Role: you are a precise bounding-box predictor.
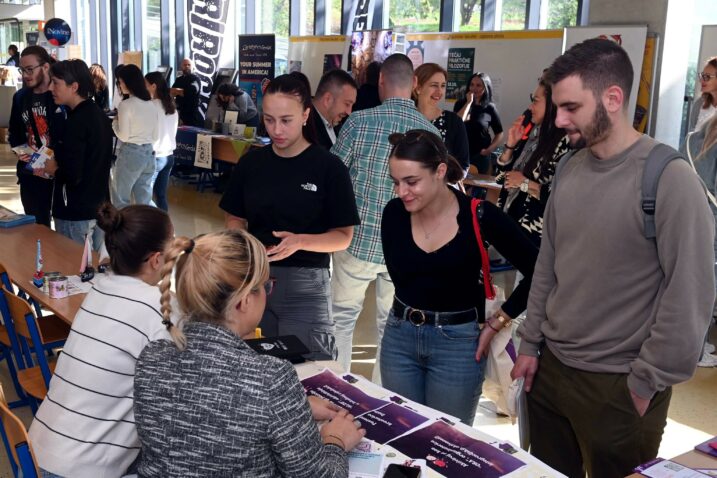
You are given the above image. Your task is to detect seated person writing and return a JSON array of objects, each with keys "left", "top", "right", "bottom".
[{"left": 205, "top": 83, "right": 259, "bottom": 128}]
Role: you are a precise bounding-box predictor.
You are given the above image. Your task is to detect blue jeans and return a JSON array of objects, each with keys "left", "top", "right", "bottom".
[
  {"left": 331, "top": 250, "right": 394, "bottom": 383},
  {"left": 110, "top": 142, "right": 155, "bottom": 208},
  {"left": 151, "top": 155, "right": 174, "bottom": 212},
  {"left": 380, "top": 309, "right": 486, "bottom": 425},
  {"left": 54, "top": 218, "right": 97, "bottom": 247}
]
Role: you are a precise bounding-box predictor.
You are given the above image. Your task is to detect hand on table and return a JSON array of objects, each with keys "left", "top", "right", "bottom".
[
  {"left": 308, "top": 395, "right": 341, "bottom": 421},
  {"left": 321, "top": 408, "right": 366, "bottom": 451},
  {"left": 267, "top": 231, "right": 303, "bottom": 262},
  {"left": 510, "top": 354, "right": 539, "bottom": 392},
  {"left": 504, "top": 171, "right": 528, "bottom": 189}
]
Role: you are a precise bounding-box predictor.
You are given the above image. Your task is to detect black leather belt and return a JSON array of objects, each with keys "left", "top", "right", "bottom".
[{"left": 392, "top": 298, "right": 479, "bottom": 327}]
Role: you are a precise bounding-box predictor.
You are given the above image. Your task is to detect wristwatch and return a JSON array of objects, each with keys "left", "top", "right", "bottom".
[{"left": 520, "top": 178, "right": 530, "bottom": 193}]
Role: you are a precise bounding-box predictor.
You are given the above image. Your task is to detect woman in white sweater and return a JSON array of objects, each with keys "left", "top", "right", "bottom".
[
  {"left": 145, "top": 72, "right": 179, "bottom": 212},
  {"left": 28, "top": 203, "right": 174, "bottom": 478},
  {"left": 111, "top": 64, "right": 159, "bottom": 209}
]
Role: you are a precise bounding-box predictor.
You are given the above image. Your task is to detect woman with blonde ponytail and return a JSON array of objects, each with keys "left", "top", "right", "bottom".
[
  {"left": 28, "top": 203, "right": 174, "bottom": 478},
  {"left": 133, "top": 229, "right": 365, "bottom": 477}
]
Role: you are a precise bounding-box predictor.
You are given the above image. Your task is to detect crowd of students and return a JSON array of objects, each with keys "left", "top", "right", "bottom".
[{"left": 4, "top": 39, "right": 717, "bottom": 478}]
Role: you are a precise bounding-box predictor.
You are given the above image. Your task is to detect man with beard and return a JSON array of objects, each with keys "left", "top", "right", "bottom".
[
  {"left": 511, "top": 38, "right": 715, "bottom": 478},
  {"left": 171, "top": 58, "right": 203, "bottom": 126},
  {"left": 205, "top": 83, "right": 258, "bottom": 127},
  {"left": 309, "top": 69, "right": 357, "bottom": 150},
  {"left": 8, "top": 45, "right": 66, "bottom": 227}
]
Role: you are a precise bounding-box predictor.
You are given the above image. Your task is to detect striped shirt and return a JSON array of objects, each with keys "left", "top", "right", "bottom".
[
  {"left": 134, "top": 321, "right": 347, "bottom": 477},
  {"left": 28, "top": 274, "right": 171, "bottom": 478},
  {"left": 331, "top": 98, "right": 439, "bottom": 264}
]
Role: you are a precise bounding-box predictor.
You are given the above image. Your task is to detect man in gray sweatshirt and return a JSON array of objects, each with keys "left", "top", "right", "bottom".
[{"left": 512, "top": 39, "right": 715, "bottom": 478}]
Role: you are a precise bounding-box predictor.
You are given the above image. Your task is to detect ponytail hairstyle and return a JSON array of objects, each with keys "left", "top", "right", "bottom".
[
  {"left": 389, "top": 129, "right": 464, "bottom": 184},
  {"left": 96, "top": 203, "right": 172, "bottom": 277},
  {"left": 263, "top": 74, "right": 317, "bottom": 144},
  {"left": 159, "top": 229, "right": 270, "bottom": 350},
  {"left": 145, "top": 71, "right": 176, "bottom": 115}
]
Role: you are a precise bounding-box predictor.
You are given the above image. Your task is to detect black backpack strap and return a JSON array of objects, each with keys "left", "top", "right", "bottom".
[{"left": 641, "top": 143, "right": 684, "bottom": 239}]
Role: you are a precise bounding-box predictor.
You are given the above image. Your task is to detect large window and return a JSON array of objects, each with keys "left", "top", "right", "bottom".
[
  {"left": 457, "top": 0, "right": 482, "bottom": 32},
  {"left": 501, "top": 0, "right": 526, "bottom": 30},
  {"left": 257, "top": 0, "right": 290, "bottom": 36},
  {"left": 545, "top": 0, "right": 578, "bottom": 28},
  {"left": 327, "top": 0, "right": 342, "bottom": 34},
  {"left": 143, "top": 0, "right": 161, "bottom": 72},
  {"left": 389, "top": 0, "right": 440, "bottom": 32},
  {"left": 301, "top": 0, "right": 315, "bottom": 34}
]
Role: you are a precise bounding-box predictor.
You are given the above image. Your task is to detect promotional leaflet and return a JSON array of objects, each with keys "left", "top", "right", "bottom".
[{"left": 301, "top": 369, "right": 389, "bottom": 416}]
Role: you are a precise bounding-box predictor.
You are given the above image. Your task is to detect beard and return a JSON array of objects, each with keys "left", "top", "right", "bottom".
[
  {"left": 25, "top": 69, "right": 47, "bottom": 89},
  {"left": 569, "top": 101, "right": 612, "bottom": 149}
]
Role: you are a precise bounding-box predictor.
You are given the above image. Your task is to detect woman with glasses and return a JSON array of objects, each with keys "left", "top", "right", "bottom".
[
  {"left": 453, "top": 72, "right": 504, "bottom": 174},
  {"left": 111, "top": 64, "right": 159, "bottom": 209},
  {"left": 690, "top": 56, "right": 717, "bottom": 132},
  {"left": 133, "top": 229, "right": 365, "bottom": 476},
  {"left": 413, "top": 63, "right": 470, "bottom": 173},
  {"left": 495, "top": 76, "right": 570, "bottom": 246},
  {"left": 380, "top": 130, "right": 538, "bottom": 424},
  {"left": 220, "top": 74, "right": 360, "bottom": 361},
  {"left": 28, "top": 203, "right": 174, "bottom": 478}
]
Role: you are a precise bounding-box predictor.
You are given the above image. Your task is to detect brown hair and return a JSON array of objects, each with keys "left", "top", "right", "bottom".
[
  {"left": 701, "top": 56, "right": 717, "bottom": 109},
  {"left": 389, "top": 129, "right": 464, "bottom": 183},
  {"left": 97, "top": 203, "right": 172, "bottom": 276},
  {"left": 159, "top": 230, "right": 270, "bottom": 350},
  {"left": 412, "top": 63, "right": 447, "bottom": 104},
  {"left": 89, "top": 63, "right": 107, "bottom": 93}
]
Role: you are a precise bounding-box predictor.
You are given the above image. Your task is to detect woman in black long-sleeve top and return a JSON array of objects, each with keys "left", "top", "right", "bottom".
[{"left": 379, "top": 130, "right": 538, "bottom": 425}]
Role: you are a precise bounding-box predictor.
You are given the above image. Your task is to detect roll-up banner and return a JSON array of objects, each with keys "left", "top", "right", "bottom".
[
  {"left": 187, "top": 0, "right": 232, "bottom": 117},
  {"left": 350, "top": 30, "right": 393, "bottom": 85},
  {"left": 563, "top": 25, "right": 648, "bottom": 122},
  {"left": 238, "top": 34, "right": 275, "bottom": 112}
]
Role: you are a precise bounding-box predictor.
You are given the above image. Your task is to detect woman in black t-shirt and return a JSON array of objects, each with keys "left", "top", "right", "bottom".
[
  {"left": 454, "top": 73, "right": 504, "bottom": 174},
  {"left": 219, "top": 74, "right": 360, "bottom": 361},
  {"left": 413, "top": 63, "right": 469, "bottom": 173},
  {"left": 379, "top": 130, "right": 537, "bottom": 424}
]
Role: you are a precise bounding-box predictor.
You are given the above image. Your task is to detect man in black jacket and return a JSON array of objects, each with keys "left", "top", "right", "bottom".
[
  {"left": 309, "top": 69, "right": 357, "bottom": 151},
  {"left": 41, "top": 60, "right": 112, "bottom": 246},
  {"left": 171, "top": 58, "right": 203, "bottom": 126},
  {"left": 8, "top": 45, "right": 66, "bottom": 227}
]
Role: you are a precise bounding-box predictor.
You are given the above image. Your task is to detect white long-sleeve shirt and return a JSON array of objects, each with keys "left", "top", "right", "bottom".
[
  {"left": 152, "top": 99, "right": 179, "bottom": 157},
  {"left": 28, "top": 274, "right": 173, "bottom": 478},
  {"left": 112, "top": 96, "right": 160, "bottom": 145}
]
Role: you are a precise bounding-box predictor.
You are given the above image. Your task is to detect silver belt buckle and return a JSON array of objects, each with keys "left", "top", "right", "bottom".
[{"left": 407, "top": 308, "right": 426, "bottom": 326}]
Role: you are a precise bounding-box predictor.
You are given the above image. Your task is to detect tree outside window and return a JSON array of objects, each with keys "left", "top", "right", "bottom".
[{"left": 388, "top": 0, "right": 440, "bottom": 33}]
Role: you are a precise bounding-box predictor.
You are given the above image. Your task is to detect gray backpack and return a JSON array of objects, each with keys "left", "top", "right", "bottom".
[{"left": 552, "top": 143, "right": 684, "bottom": 239}]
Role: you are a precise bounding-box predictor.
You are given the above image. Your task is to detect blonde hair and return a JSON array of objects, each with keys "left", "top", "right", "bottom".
[
  {"left": 702, "top": 56, "right": 717, "bottom": 110},
  {"left": 158, "top": 230, "right": 270, "bottom": 350}
]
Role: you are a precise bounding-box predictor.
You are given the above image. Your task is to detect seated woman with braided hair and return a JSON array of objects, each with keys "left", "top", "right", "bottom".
[
  {"left": 28, "top": 203, "right": 174, "bottom": 478},
  {"left": 133, "top": 229, "right": 365, "bottom": 477}
]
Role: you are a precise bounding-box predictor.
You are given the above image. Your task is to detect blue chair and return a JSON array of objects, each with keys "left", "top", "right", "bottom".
[
  {"left": 1, "top": 287, "right": 68, "bottom": 414},
  {"left": 0, "top": 268, "right": 31, "bottom": 409},
  {"left": 0, "top": 385, "right": 40, "bottom": 478}
]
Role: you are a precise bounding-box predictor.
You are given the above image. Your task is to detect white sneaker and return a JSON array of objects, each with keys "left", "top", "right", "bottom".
[
  {"left": 705, "top": 342, "right": 716, "bottom": 354},
  {"left": 697, "top": 351, "right": 717, "bottom": 368}
]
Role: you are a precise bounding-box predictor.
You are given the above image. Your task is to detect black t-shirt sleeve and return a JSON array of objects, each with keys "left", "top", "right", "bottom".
[
  {"left": 480, "top": 201, "right": 538, "bottom": 318},
  {"left": 444, "top": 111, "right": 470, "bottom": 170},
  {"left": 381, "top": 198, "right": 402, "bottom": 278},
  {"left": 219, "top": 151, "right": 254, "bottom": 218},
  {"left": 454, "top": 98, "right": 467, "bottom": 114},
  {"left": 323, "top": 153, "right": 361, "bottom": 229},
  {"left": 489, "top": 104, "right": 504, "bottom": 134}
]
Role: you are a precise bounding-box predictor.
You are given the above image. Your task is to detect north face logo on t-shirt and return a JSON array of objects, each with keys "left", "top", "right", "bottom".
[{"left": 301, "top": 183, "right": 318, "bottom": 192}]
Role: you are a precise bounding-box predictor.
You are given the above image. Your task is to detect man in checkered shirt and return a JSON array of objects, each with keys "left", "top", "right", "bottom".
[{"left": 331, "top": 53, "right": 439, "bottom": 382}]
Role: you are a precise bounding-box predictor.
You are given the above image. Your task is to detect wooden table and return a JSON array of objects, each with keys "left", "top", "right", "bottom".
[
  {"left": 1, "top": 224, "right": 91, "bottom": 324},
  {"left": 463, "top": 174, "right": 502, "bottom": 204},
  {"left": 627, "top": 448, "right": 717, "bottom": 477}
]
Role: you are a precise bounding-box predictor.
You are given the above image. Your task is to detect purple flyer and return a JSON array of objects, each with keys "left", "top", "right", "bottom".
[
  {"left": 357, "top": 403, "right": 430, "bottom": 444},
  {"left": 301, "top": 369, "right": 389, "bottom": 416},
  {"left": 387, "top": 421, "right": 525, "bottom": 478}
]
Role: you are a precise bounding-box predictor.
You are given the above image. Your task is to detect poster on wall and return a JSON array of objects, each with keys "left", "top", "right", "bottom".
[
  {"left": 446, "top": 48, "right": 475, "bottom": 100},
  {"left": 406, "top": 40, "right": 425, "bottom": 69},
  {"left": 405, "top": 31, "right": 563, "bottom": 128},
  {"left": 350, "top": 30, "right": 393, "bottom": 85},
  {"left": 288, "top": 36, "right": 349, "bottom": 95},
  {"left": 187, "top": 0, "right": 232, "bottom": 118},
  {"left": 563, "top": 25, "right": 648, "bottom": 121},
  {"left": 238, "top": 34, "right": 275, "bottom": 112}
]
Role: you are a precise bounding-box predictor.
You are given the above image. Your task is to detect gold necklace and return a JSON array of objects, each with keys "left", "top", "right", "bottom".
[{"left": 416, "top": 196, "right": 456, "bottom": 239}]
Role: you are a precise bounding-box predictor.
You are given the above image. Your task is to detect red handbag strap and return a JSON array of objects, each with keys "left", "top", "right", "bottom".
[{"left": 471, "top": 198, "right": 496, "bottom": 300}]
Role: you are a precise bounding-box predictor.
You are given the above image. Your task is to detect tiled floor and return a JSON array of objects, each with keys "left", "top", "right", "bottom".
[{"left": 0, "top": 143, "right": 715, "bottom": 476}]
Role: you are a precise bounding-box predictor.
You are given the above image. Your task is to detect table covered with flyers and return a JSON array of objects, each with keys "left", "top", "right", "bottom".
[{"left": 295, "top": 362, "right": 565, "bottom": 478}]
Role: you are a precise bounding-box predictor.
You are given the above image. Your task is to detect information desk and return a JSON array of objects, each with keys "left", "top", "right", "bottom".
[
  {"left": 1, "top": 224, "right": 96, "bottom": 324},
  {"left": 175, "top": 126, "right": 259, "bottom": 165},
  {"left": 295, "top": 361, "right": 565, "bottom": 478}
]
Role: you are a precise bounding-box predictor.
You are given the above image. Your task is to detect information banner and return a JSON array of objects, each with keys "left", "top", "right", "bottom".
[
  {"left": 238, "top": 34, "right": 275, "bottom": 112},
  {"left": 446, "top": 48, "right": 475, "bottom": 101}
]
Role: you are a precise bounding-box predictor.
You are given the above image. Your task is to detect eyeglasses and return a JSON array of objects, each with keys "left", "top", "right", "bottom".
[
  {"left": 263, "top": 277, "right": 276, "bottom": 296},
  {"left": 699, "top": 72, "right": 717, "bottom": 82},
  {"left": 18, "top": 63, "right": 45, "bottom": 75}
]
